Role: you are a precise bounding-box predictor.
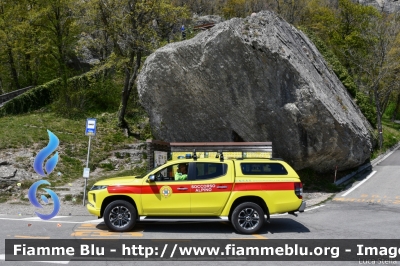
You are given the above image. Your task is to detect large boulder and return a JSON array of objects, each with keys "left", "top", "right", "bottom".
[{"left": 137, "top": 10, "right": 374, "bottom": 172}]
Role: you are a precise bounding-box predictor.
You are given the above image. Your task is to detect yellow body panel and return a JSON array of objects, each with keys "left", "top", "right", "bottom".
[{"left": 141, "top": 180, "right": 190, "bottom": 215}]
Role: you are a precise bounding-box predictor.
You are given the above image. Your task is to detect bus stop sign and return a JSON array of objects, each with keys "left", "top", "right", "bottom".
[{"left": 85, "top": 118, "right": 97, "bottom": 136}]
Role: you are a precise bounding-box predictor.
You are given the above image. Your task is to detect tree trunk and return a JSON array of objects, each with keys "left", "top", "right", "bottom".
[
  {"left": 118, "top": 51, "right": 142, "bottom": 129},
  {"left": 25, "top": 53, "right": 33, "bottom": 86},
  {"left": 374, "top": 89, "right": 383, "bottom": 150},
  {"left": 7, "top": 46, "right": 20, "bottom": 90},
  {"left": 0, "top": 77, "right": 3, "bottom": 94}
]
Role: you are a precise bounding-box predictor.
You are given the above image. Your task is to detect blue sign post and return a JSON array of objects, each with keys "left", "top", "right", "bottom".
[{"left": 83, "top": 118, "right": 97, "bottom": 206}]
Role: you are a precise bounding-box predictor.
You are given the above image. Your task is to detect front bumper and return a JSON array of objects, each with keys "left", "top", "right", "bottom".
[{"left": 86, "top": 203, "right": 101, "bottom": 217}]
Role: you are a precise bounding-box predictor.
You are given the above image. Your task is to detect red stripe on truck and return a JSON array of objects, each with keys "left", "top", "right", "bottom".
[{"left": 108, "top": 182, "right": 295, "bottom": 194}]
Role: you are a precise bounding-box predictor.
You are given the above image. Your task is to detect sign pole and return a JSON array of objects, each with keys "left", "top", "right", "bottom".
[
  {"left": 83, "top": 118, "right": 97, "bottom": 206},
  {"left": 83, "top": 135, "right": 91, "bottom": 206}
]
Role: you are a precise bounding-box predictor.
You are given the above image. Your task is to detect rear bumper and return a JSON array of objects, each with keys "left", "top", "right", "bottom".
[{"left": 297, "top": 201, "right": 306, "bottom": 212}]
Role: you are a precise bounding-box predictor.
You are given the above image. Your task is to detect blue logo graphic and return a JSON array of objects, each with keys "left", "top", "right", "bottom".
[
  {"left": 33, "top": 130, "right": 59, "bottom": 176},
  {"left": 28, "top": 130, "right": 60, "bottom": 220},
  {"left": 28, "top": 180, "right": 60, "bottom": 220}
]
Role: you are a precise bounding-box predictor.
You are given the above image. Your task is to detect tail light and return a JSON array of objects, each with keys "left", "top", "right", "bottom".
[{"left": 294, "top": 182, "right": 303, "bottom": 199}]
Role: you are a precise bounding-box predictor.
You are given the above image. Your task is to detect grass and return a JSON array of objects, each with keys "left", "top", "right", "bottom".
[{"left": 371, "top": 118, "right": 400, "bottom": 159}]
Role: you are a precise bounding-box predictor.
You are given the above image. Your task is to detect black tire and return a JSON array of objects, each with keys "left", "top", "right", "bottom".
[
  {"left": 104, "top": 200, "right": 137, "bottom": 232},
  {"left": 231, "top": 202, "right": 265, "bottom": 234}
]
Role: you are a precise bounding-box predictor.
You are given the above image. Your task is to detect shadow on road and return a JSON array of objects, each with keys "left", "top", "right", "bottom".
[{"left": 95, "top": 218, "right": 310, "bottom": 235}]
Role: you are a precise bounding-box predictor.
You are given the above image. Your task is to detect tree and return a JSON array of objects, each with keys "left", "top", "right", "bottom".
[
  {"left": 328, "top": 0, "right": 380, "bottom": 76},
  {"left": 348, "top": 13, "right": 400, "bottom": 149},
  {"left": 83, "top": 0, "right": 189, "bottom": 129},
  {"left": 0, "top": 0, "right": 27, "bottom": 91},
  {"left": 222, "top": 0, "right": 247, "bottom": 18}
]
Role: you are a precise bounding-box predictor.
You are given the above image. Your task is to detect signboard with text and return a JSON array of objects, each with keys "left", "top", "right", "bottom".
[{"left": 85, "top": 118, "right": 97, "bottom": 136}]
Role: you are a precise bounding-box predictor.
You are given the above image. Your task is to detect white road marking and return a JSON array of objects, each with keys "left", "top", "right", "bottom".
[
  {"left": 303, "top": 205, "right": 325, "bottom": 212},
  {"left": 341, "top": 171, "right": 377, "bottom": 197},
  {"left": 372, "top": 144, "right": 400, "bottom": 166},
  {"left": 0, "top": 217, "right": 99, "bottom": 224},
  {"left": 20, "top": 216, "right": 69, "bottom": 220},
  {"left": 271, "top": 205, "right": 325, "bottom": 216},
  {"left": 81, "top": 218, "right": 103, "bottom": 223}
]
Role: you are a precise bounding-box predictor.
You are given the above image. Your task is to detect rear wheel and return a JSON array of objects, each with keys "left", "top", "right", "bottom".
[
  {"left": 231, "top": 202, "right": 264, "bottom": 234},
  {"left": 104, "top": 200, "right": 136, "bottom": 232}
]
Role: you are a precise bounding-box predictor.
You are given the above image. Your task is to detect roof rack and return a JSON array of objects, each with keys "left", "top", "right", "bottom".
[
  {"left": 192, "top": 149, "right": 198, "bottom": 161},
  {"left": 236, "top": 157, "right": 283, "bottom": 161},
  {"left": 215, "top": 150, "right": 224, "bottom": 162}
]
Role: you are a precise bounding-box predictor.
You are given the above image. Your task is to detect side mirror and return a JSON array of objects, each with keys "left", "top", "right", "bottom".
[{"left": 148, "top": 175, "right": 155, "bottom": 183}]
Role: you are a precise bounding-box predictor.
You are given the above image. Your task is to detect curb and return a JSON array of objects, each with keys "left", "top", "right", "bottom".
[{"left": 334, "top": 141, "right": 400, "bottom": 186}]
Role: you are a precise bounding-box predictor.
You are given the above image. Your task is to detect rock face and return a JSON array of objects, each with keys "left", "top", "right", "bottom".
[
  {"left": 193, "top": 15, "right": 223, "bottom": 27},
  {"left": 355, "top": 0, "right": 400, "bottom": 13},
  {"left": 137, "top": 10, "right": 374, "bottom": 172}
]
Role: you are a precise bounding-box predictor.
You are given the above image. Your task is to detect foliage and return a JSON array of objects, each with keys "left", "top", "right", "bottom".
[
  {"left": 0, "top": 0, "right": 84, "bottom": 94},
  {"left": 355, "top": 91, "right": 377, "bottom": 128},
  {"left": 0, "top": 79, "right": 60, "bottom": 117},
  {"left": 0, "top": 65, "right": 118, "bottom": 118},
  {"left": 222, "top": 0, "right": 247, "bottom": 19},
  {"left": 79, "top": 0, "right": 190, "bottom": 128}
]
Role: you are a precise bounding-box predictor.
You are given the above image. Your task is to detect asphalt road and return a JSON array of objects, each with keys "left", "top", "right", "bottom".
[{"left": 1, "top": 147, "right": 400, "bottom": 265}]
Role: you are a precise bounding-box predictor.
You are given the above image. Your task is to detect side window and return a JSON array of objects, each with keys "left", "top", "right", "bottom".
[
  {"left": 153, "top": 163, "right": 190, "bottom": 181},
  {"left": 240, "top": 163, "right": 288, "bottom": 175},
  {"left": 153, "top": 165, "right": 174, "bottom": 181},
  {"left": 195, "top": 163, "right": 228, "bottom": 180}
]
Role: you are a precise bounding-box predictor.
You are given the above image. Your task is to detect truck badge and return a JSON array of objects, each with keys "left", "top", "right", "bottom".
[{"left": 160, "top": 186, "right": 172, "bottom": 198}]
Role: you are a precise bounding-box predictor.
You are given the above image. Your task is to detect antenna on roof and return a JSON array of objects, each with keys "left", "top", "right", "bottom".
[
  {"left": 193, "top": 149, "right": 197, "bottom": 161},
  {"left": 218, "top": 150, "right": 224, "bottom": 162}
]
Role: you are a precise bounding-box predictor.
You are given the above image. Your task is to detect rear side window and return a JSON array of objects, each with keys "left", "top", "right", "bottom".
[
  {"left": 240, "top": 163, "right": 288, "bottom": 175},
  {"left": 195, "top": 163, "right": 228, "bottom": 180}
]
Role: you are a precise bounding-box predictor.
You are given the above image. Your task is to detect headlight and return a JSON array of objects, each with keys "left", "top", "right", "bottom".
[{"left": 90, "top": 185, "right": 107, "bottom": 191}]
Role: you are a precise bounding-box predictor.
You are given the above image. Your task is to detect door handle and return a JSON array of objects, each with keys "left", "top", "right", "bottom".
[
  {"left": 177, "top": 187, "right": 188, "bottom": 191},
  {"left": 217, "top": 186, "right": 228, "bottom": 189}
]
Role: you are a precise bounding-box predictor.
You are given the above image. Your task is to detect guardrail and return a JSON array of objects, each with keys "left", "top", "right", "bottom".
[{"left": 0, "top": 86, "right": 34, "bottom": 107}]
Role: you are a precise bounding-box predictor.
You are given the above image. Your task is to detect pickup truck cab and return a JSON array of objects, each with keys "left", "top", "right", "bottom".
[{"left": 87, "top": 154, "right": 305, "bottom": 234}]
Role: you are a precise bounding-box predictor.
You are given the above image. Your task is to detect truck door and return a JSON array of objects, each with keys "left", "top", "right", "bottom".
[
  {"left": 190, "top": 162, "right": 233, "bottom": 215},
  {"left": 141, "top": 162, "right": 191, "bottom": 215}
]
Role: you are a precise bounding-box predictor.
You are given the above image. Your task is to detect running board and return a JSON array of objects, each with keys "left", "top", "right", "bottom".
[{"left": 139, "top": 216, "right": 229, "bottom": 222}]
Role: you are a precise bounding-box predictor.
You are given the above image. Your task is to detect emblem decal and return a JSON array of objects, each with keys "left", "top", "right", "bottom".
[{"left": 160, "top": 186, "right": 172, "bottom": 198}]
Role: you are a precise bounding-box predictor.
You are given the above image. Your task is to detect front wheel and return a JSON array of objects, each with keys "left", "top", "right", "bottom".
[
  {"left": 104, "top": 200, "right": 137, "bottom": 232},
  {"left": 231, "top": 202, "right": 265, "bottom": 234}
]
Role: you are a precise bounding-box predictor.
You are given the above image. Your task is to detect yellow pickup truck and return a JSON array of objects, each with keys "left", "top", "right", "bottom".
[{"left": 86, "top": 153, "right": 305, "bottom": 234}]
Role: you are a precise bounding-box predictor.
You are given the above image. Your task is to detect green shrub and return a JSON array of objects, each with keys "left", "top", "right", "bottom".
[{"left": 355, "top": 91, "right": 377, "bottom": 128}]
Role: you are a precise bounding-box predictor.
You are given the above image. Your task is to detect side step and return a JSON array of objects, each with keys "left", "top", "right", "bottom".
[{"left": 139, "top": 216, "right": 229, "bottom": 222}]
